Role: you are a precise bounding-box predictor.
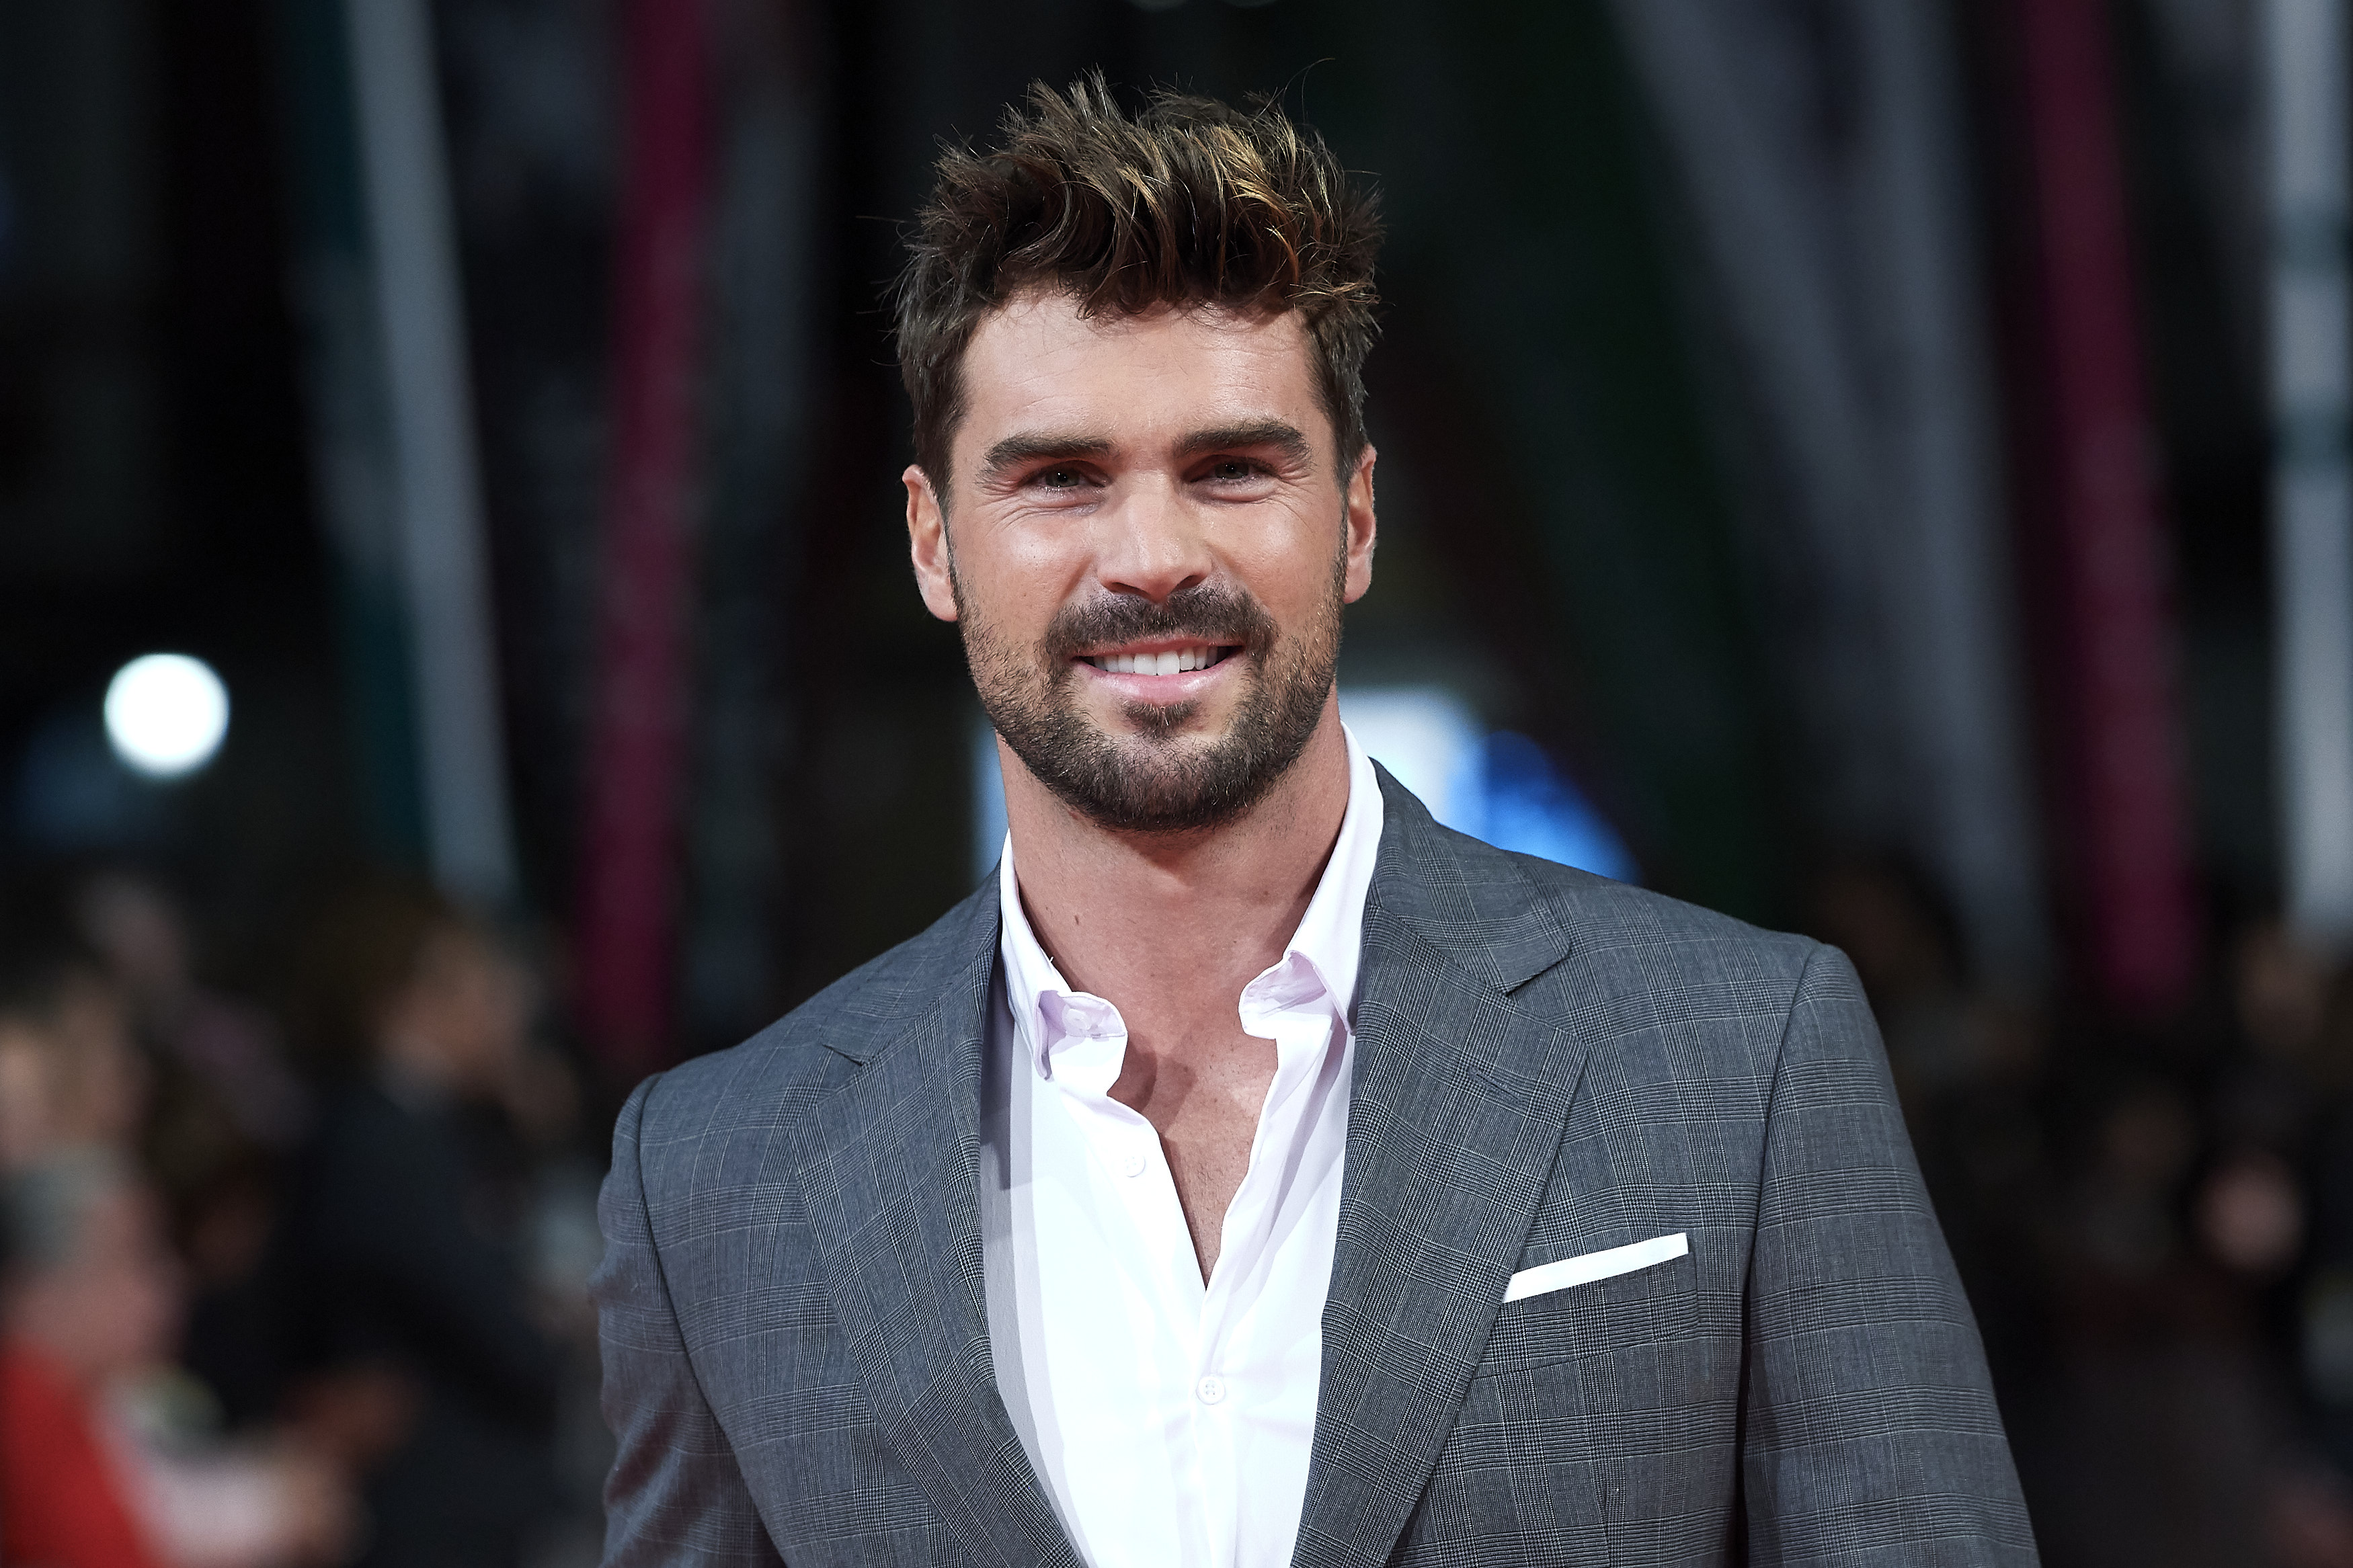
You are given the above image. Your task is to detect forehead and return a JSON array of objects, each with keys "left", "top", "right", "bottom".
[{"left": 953, "top": 291, "right": 1324, "bottom": 468}]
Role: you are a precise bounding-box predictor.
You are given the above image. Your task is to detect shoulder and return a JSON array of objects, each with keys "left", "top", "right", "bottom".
[
  {"left": 1513, "top": 845, "right": 1820, "bottom": 995},
  {"left": 1494, "top": 840, "right": 1823, "bottom": 1043},
  {"left": 1375, "top": 770, "right": 1819, "bottom": 995},
  {"left": 1372, "top": 775, "right": 1831, "bottom": 1081},
  {"left": 631, "top": 878, "right": 1000, "bottom": 1138}
]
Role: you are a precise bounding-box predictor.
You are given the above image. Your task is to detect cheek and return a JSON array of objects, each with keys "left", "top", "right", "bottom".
[
  {"left": 963, "top": 532, "right": 1086, "bottom": 634},
  {"left": 1232, "top": 526, "right": 1346, "bottom": 621}
]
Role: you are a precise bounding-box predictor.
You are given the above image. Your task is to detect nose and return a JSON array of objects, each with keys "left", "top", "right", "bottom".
[{"left": 1092, "top": 474, "right": 1211, "bottom": 603}]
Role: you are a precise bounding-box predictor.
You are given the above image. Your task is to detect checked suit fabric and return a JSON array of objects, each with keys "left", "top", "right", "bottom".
[{"left": 592, "top": 768, "right": 2038, "bottom": 1567}]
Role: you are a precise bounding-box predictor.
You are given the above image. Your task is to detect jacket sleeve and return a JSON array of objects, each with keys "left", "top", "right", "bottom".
[
  {"left": 594, "top": 1075, "right": 785, "bottom": 1567},
  {"left": 1740, "top": 945, "right": 2038, "bottom": 1566}
]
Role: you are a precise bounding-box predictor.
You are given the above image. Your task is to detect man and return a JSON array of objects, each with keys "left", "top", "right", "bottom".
[
  {"left": 282, "top": 880, "right": 565, "bottom": 1568},
  {"left": 594, "top": 77, "right": 2036, "bottom": 1567}
]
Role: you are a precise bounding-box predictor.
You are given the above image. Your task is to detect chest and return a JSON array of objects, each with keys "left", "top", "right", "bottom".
[
  {"left": 990, "top": 1013, "right": 1355, "bottom": 1568},
  {"left": 1105, "top": 1021, "right": 1277, "bottom": 1273}
]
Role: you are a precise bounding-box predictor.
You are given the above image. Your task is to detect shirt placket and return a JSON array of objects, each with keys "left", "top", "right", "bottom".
[
  {"left": 1039, "top": 997, "right": 1219, "bottom": 1563},
  {"left": 1041, "top": 1003, "right": 1199, "bottom": 1295},
  {"left": 1193, "top": 973, "right": 1339, "bottom": 1568},
  {"left": 1080, "top": 1087, "right": 1216, "bottom": 1564}
]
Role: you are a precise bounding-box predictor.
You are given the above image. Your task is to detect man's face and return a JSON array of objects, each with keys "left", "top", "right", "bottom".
[
  {"left": 2, "top": 1181, "right": 182, "bottom": 1386},
  {"left": 378, "top": 927, "right": 534, "bottom": 1095},
  {"left": 905, "top": 290, "right": 1376, "bottom": 833}
]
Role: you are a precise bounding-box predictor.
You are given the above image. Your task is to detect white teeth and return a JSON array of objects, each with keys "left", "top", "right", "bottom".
[{"left": 1088, "top": 646, "right": 1222, "bottom": 675}]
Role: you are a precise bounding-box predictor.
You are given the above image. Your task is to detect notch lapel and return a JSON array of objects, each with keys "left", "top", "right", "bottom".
[
  {"left": 791, "top": 931, "right": 1082, "bottom": 1568},
  {"left": 1293, "top": 800, "right": 1595, "bottom": 1568}
]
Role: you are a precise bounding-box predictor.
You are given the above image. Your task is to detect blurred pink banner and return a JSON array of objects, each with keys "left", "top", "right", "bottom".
[
  {"left": 2019, "top": 0, "right": 2202, "bottom": 1015},
  {"left": 576, "top": 0, "right": 709, "bottom": 1082}
]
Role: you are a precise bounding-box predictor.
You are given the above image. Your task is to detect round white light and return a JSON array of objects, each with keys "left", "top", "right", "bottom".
[{"left": 104, "top": 654, "right": 229, "bottom": 779}]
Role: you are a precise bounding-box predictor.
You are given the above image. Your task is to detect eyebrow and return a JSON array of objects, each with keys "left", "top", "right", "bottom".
[
  {"left": 978, "top": 431, "right": 1114, "bottom": 483},
  {"left": 979, "top": 419, "right": 1314, "bottom": 484},
  {"left": 1174, "top": 420, "right": 1313, "bottom": 468}
]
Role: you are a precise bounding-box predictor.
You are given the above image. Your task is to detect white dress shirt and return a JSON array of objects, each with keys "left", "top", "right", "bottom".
[{"left": 978, "top": 727, "right": 1384, "bottom": 1568}]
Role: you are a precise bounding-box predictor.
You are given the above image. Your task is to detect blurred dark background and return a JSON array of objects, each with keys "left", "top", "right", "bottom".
[{"left": 1, "top": 0, "right": 2348, "bottom": 1563}]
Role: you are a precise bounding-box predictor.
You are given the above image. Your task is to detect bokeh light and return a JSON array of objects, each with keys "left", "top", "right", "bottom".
[{"left": 103, "top": 653, "right": 230, "bottom": 779}]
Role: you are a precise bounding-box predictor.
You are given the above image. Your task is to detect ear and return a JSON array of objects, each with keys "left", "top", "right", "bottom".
[
  {"left": 1341, "top": 444, "right": 1378, "bottom": 604},
  {"left": 905, "top": 464, "right": 960, "bottom": 622}
]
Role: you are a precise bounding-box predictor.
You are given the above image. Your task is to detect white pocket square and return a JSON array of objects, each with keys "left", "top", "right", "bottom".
[{"left": 1503, "top": 1231, "right": 1689, "bottom": 1303}]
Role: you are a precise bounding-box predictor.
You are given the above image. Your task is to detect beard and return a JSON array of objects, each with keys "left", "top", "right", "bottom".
[{"left": 957, "top": 560, "right": 1344, "bottom": 835}]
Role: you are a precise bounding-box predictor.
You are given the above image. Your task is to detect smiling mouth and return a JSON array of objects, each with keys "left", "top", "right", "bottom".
[{"left": 1078, "top": 644, "right": 1241, "bottom": 676}]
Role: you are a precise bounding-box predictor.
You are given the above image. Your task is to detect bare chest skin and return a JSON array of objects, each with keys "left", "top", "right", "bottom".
[{"left": 1106, "top": 1007, "right": 1279, "bottom": 1281}]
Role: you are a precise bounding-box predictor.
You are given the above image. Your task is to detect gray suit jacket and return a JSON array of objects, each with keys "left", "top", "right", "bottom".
[{"left": 594, "top": 770, "right": 2038, "bottom": 1566}]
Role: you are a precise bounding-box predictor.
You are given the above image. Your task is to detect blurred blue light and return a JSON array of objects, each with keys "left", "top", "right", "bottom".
[
  {"left": 1467, "top": 731, "right": 1639, "bottom": 883},
  {"left": 1342, "top": 687, "right": 1636, "bottom": 882}
]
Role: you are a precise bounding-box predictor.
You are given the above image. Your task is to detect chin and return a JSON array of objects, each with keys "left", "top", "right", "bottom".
[{"left": 1111, "top": 696, "right": 1210, "bottom": 741}]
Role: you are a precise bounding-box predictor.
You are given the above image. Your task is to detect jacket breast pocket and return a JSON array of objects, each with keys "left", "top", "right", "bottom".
[
  {"left": 1429, "top": 1244, "right": 1736, "bottom": 1561},
  {"left": 1475, "top": 1239, "right": 1699, "bottom": 1377}
]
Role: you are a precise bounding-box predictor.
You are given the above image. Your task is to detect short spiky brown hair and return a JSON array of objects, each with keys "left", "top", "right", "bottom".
[{"left": 894, "top": 74, "right": 1382, "bottom": 493}]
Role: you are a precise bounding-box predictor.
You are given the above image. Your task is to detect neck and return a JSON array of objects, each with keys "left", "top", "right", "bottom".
[{"left": 1001, "top": 699, "right": 1353, "bottom": 1020}]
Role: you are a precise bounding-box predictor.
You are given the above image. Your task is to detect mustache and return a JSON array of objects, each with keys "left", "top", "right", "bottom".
[{"left": 1043, "top": 583, "right": 1277, "bottom": 664}]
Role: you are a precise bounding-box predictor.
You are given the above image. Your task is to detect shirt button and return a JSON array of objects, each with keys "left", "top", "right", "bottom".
[
  {"left": 1121, "top": 1147, "right": 1149, "bottom": 1178},
  {"left": 1195, "top": 1376, "right": 1226, "bottom": 1405}
]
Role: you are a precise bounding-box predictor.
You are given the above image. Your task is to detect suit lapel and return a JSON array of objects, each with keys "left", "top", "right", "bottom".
[
  {"left": 792, "top": 905, "right": 1083, "bottom": 1568},
  {"left": 1293, "top": 788, "right": 1595, "bottom": 1568}
]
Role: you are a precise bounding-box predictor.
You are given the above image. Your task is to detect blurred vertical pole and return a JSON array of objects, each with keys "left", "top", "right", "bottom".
[
  {"left": 679, "top": 0, "right": 817, "bottom": 1053},
  {"left": 575, "top": 0, "right": 709, "bottom": 1081},
  {"left": 1611, "top": 0, "right": 2048, "bottom": 988},
  {"left": 344, "top": 0, "right": 516, "bottom": 906},
  {"left": 1851, "top": 0, "right": 2048, "bottom": 991},
  {"left": 1607, "top": 0, "right": 1894, "bottom": 851},
  {"left": 274, "top": 0, "right": 426, "bottom": 865},
  {"left": 2018, "top": 0, "right": 2201, "bottom": 1013},
  {"left": 2266, "top": 0, "right": 2353, "bottom": 944}
]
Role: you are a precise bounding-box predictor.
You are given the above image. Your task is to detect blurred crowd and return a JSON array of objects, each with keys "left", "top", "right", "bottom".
[
  {"left": 1811, "top": 868, "right": 2353, "bottom": 1568},
  {"left": 0, "top": 868, "right": 607, "bottom": 1568}
]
